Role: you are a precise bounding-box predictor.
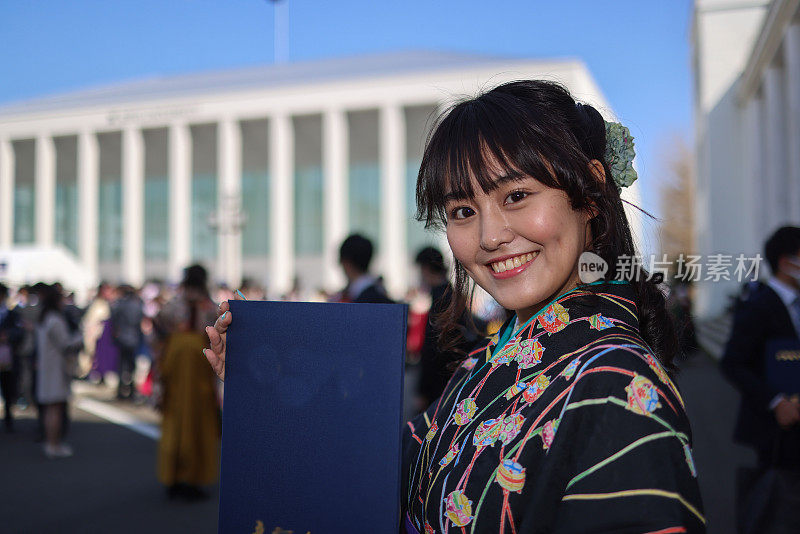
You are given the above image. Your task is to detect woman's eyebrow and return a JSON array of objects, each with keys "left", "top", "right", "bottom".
[
  {"left": 443, "top": 172, "right": 527, "bottom": 203},
  {"left": 494, "top": 171, "right": 526, "bottom": 184},
  {"left": 443, "top": 190, "right": 469, "bottom": 203}
]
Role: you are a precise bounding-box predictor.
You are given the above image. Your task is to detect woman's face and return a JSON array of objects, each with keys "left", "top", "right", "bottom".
[{"left": 445, "top": 172, "right": 591, "bottom": 323}]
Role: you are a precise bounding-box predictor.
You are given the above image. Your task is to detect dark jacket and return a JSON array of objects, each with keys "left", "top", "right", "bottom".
[
  {"left": 352, "top": 283, "right": 394, "bottom": 305},
  {"left": 720, "top": 282, "right": 800, "bottom": 464}
]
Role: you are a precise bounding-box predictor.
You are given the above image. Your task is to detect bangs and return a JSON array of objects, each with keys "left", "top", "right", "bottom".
[{"left": 416, "top": 94, "right": 565, "bottom": 229}]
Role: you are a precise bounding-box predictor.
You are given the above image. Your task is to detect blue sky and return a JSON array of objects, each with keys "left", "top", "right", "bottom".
[{"left": 0, "top": 0, "right": 694, "bottom": 229}]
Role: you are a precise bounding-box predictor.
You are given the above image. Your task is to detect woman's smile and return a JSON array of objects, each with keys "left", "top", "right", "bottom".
[
  {"left": 486, "top": 251, "right": 540, "bottom": 278},
  {"left": 445, "top": 174, "right": 590, "bottom": 323}
]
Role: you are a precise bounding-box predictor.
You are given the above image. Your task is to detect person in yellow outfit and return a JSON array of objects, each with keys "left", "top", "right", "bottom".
[{"left": 156, "top": 264, "right": 220, "bottom": 501}]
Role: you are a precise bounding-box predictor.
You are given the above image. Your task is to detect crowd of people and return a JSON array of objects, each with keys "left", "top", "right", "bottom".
[{"left": 0, "top": 236, "right": 502, "bottom": 500}]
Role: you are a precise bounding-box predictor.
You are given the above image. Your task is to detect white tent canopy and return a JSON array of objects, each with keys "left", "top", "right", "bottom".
[{"left": 0, "top": 246, "right": 95, "bottom": 303}]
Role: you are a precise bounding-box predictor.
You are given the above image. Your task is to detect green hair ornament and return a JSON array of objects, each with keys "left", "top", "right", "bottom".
[{"left": 604, "top": 122, "right": 638, "bottom": 189}]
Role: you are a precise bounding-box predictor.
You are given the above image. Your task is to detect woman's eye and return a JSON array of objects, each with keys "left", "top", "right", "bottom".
[
  {"left": 450, "top": 206, "right": 475, "bottom": 220},
  {"left": 505, "top": 190, "right": 529, "bottom": 204}
]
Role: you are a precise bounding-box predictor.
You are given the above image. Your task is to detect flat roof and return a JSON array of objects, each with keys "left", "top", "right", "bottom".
[{"left": 0, "top": 51, "right": 575, "bottom": 116}]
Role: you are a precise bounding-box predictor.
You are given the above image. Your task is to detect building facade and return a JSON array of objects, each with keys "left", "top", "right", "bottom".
[
  {"left": 0, "top": 52, "right": 624, "bottom": 299},
  {"left": 692, "top": 0, "right": 800, "bottom": 317}
]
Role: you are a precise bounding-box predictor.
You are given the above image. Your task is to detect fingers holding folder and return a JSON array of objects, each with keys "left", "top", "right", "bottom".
[{"left": 203, "top": 289, "right": 246, "bottom": 381}]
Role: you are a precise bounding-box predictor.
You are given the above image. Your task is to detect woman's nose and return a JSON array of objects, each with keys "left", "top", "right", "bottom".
[{"left": 479, "top": 210, "right": 514, "bottom": 251}]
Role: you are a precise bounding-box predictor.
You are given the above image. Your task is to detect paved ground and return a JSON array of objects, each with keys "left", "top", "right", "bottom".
[
  {"left": 0, "top": 383, "right": 219, "bottom": 534},
  {"left": 0, "top": 351, "right": 753, "bottom": 533},
  {"left": 675, "top": 350, "right": 755, "bottom": 534}
]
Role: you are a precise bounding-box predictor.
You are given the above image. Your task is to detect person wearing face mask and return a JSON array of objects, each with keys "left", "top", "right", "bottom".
[{"left": 721, "top": 225, "right": 800, "bottom": 531}]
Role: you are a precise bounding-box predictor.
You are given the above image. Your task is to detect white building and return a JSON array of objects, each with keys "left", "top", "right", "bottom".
[
  {"left": 0, "top": 51, "right": 629, "bottom": 299},
  {"left": 692, "top": 0, "right": 800, "bottom": 317}
]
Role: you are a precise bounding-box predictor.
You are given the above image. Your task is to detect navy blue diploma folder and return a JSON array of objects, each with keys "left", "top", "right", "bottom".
[
  {"left": 219, "top": 301, "right": 407, "bottom": 533},
  {"left": 765, "top": 338, "right": 800, "bottom": 395}
]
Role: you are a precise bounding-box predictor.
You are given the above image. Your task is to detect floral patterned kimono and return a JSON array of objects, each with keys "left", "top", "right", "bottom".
[{"left": 402, "top": 281, "right": 705, "bottom": 533}]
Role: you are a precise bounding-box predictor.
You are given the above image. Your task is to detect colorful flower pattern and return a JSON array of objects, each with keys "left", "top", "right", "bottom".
[
  {"left": 516, "top": 339, "right": 545, "bottom": 368},
  {"left": 405, "top": 283, "right": 703, "bottom": 532},
  {"left": 625, "top": 374, "right": 661, "bottom": 415},
  {"left": 444, "top": 490, "right": 474, "bottom": 527}
]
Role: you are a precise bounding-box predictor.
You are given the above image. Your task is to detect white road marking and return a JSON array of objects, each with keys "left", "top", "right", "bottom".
[{"left": 75, "top": 397, "right": 160, "bottom": 441}]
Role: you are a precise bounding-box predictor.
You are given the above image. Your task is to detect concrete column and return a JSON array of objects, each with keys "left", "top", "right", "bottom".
[
  {"left": 763, "top": 65, "right": 789, "bottom": 231},
  {"left": 784, "top": 24, "right": 800, "bottom": 223},
  {"left": 323, "top": 108, "right": 348, "bottom": 292},
  {"left": 743, "top": 96, "right": 764, "bottom": 252},
  {"left": 77, "top": 130, "right": 99, "bottom": 286},
  {"left": 269, "top": 114, "right": 294, "bottom": 296},
  {"left": 218, "top": 117, "right": 243, "bottom": 289},
  {"left": 0, "top": 138, "right": 13, "bottom": 248},
  {"left": 35, "top": 134, "right": 55, "bottom": 247},
  {"left": 122, "top": 126, "right": 144, "bottom": 286},
  {"left": 379, "top": 103, "right": 406, "bottom": 298},
  {"left": 168, "top": 122, "right": 192, "bottom": 283}
]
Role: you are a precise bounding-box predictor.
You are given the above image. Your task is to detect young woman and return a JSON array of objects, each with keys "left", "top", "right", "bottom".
[
  {"left": 36, "top": 284, "right": 83, "bottom": 458},
  {"left": 205, "top": 80, "right": 704, "bottom": 533}
]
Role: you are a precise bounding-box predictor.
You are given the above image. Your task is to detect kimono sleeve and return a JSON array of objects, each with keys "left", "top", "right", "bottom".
[{"left": 545, "top": 351, "right": 706, "bottom": 534}]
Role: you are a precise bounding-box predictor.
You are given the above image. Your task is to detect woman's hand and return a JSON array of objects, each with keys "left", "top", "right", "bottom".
[{"left": 203, "top": 291, "right": 244, "bottom": 381}]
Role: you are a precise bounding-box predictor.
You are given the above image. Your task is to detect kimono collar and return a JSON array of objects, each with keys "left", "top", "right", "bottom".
[{"left": 488, "top": 280, "right": 638, "bottom": 356}]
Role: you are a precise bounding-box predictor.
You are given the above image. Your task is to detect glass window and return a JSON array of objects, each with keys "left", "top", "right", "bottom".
[
  {"left": 12, "top": 140, "right": 35, "bottom": 245},
  {"left": 241, "top": 119, "right": 270, "bottom": 257},
  {"left": 405, "top": 105, "right": 440, "bottom": 257},
  {"left": 54, "top": 136, "right": 78, "bottom": 255},
  {"left": 144, "top": 128, "right": 169, "bottom": 261},
  {"left": 347, "top": 110, "right": 380, "bottom": 243},
  {"left": 293, "top": 115, "right": 323, "bottom": 256},
  {"left": 97, "top": 133, "right": 122, "bottom": 263},
  {"left": 191, "top": 124, "right": 218, "bottom": 262}
]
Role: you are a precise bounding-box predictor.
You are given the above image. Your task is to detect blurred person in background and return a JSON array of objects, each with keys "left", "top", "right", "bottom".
[
  {"left": 413, "top": 246, "right": 487, "bottom": 411},
  {"left": 667, "top": 280, "right": 697, "bottom": 357},
  {"left": 111, "top": 285, "right": 144, "bottom": 401},
  {"left": 36, "top": 284, "right": 83, "bottom": 458},
  {"left": 238, "top": 278, "right": 266, "bottom": 301},
  {"left": 334, "top": 234, "right": 394, "bottom": 304},
  {"left": 413, "top": 247, "right": 457, "bottom": 410},
  {"left": 79, "top": 283, "right": 113, "bottom": 379},
  {"left": 721, "top": 226, "right": 800, "bottom": 532},
  {"left": 0, "top": 283, "right": 23, "bottom": 432},
  {"left": 13, "top": 284, "right": 39, "bottom": 412},
  {"left": 54, "top": 283, "right": 84, "bottom": 332},
  {"left": 89, "top": 286, "right": 119, "bottom": 384},
  {"left": 155, "top": 264, "right": 220, "bottom": 501},
  {"left": 20, "top": 282, "right": 48, "bottom": 439}
]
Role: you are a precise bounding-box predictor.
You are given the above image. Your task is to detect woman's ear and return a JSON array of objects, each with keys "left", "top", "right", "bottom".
[
  {"left": 585, "top": 159, "right": 606, "bottom": 220},
  {"left": 589, "top": 159, "right": 606, "bottom": 185}
]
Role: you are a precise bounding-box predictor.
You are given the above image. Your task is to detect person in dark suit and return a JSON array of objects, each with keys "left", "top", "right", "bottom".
[
  {"left": 414, "top": 247, "right": 454, "bottom": 409},
  {"left": 721, "top": 226, "right": 800, "bottom": 531},
  {"left": 0, "top": 283, "right": 23, "bottom": 432},
  {"left": 337, "top": 234, "right": 394, "bottom": 304}
]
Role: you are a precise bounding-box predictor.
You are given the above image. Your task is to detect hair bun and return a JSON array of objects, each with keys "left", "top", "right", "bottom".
[{"left": 574, "top": 103, "right": 606, "bottom": 161}]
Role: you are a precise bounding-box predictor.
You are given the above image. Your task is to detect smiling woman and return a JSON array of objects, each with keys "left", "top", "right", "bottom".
[
  {"left": 400, "top": 80, "right": 706, "bottom": 533},
  {"left": 202, "top": 79, "right": 706, "bottom": 533}
]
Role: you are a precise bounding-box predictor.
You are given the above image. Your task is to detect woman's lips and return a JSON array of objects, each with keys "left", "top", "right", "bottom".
[{"left": 488, "top": 251, "right": 539, "bottom": 279}]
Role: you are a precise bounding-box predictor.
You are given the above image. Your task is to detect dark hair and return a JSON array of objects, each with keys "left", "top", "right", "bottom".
[
  {"left": 416, "top": 80, "right": 678, "bottom": 369},
  {"left": 339, "top": 234, "right": 373, "bottom": 273},
  {"left": 764, "top": 226, "right": 800, "bottom": 274},
  {"left": 182, "top": 264, "right": 208, "bottom": 292},
  {"left": 415, "top": 246, "right": 447, "bottom": 275},
  {"left": 38, "top": 284, "right": 63, "bottom": 323},
  {"left": 0, "top": 283, "right": 8, "bottom": 300}
]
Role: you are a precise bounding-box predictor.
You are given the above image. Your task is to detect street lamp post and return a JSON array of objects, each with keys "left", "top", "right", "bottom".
[{"left": 208, "top": 192, "right": 247, "bottom": 287}]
